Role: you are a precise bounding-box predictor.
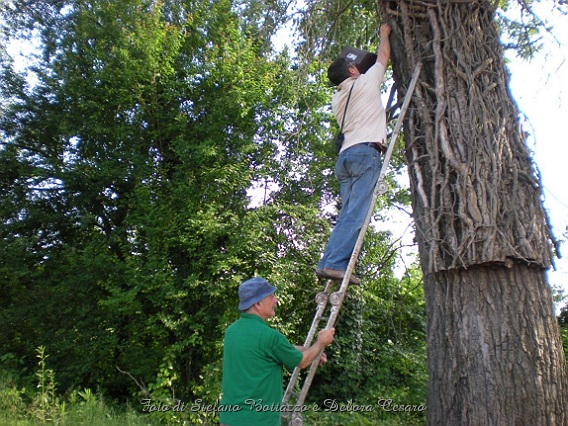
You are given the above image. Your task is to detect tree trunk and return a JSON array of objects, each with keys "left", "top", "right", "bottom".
[
  {"left": 385, "top": 1, "right": 568, "bottom": 424},
  {"left": 425, "top": 266, "right": 566, "bottom": 424}
]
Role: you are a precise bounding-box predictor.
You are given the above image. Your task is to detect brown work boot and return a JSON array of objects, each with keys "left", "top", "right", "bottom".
[{"left": 316, "top": 268, "right": 361, "bottom": 285}]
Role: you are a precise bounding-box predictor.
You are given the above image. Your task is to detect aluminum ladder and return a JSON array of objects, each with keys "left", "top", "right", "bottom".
[{"left": 281, "top": 63, "right": 422, "bottom": 426}]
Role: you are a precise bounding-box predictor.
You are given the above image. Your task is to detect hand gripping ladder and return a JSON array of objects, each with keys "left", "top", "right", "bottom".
[{"left": 281, "top": 63, "right": 422, "bottom": 426}]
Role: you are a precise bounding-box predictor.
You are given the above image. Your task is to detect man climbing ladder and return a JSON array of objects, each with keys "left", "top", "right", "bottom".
[
  {"left": 283, "top": 47, "right": 423, "bottom": 424},
  {"left": 316, "top": 23, "right": 392, "bottom": 286}
]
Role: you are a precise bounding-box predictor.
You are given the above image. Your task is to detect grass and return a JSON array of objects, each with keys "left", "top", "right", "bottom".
[{"left": 0, "top": 346, "right": 427, "bottom": 425}]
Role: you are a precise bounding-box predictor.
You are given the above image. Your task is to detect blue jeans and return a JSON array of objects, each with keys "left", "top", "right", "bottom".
[{"left": 317, "top": 143, "right": 383, "bottom": 271}]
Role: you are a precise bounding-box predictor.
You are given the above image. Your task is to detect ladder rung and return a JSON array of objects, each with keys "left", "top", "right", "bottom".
[{"left": 286, "top": 390, "right": 299, "bottom": 400}]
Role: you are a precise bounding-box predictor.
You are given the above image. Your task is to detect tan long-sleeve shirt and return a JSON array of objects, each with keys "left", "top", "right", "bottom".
[{"left": 332, "top": 62, "right": 387, "bottom": 153}]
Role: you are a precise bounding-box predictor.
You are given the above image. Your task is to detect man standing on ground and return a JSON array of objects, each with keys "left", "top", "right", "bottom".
[
  {"left": 316, "top": 23, "right": 392, "bottom": 285},
  {"left": 219, "top": 277, "right": 335, "bottom": 426}
]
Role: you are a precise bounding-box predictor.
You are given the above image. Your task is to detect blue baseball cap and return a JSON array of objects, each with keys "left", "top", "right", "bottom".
[{"left": 238, "top": 277, "right": 277, "bottom": 311}]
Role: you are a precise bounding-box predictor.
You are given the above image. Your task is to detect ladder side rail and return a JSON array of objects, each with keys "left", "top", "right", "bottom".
[
  {"left": 299, "top": 279, "right": 336, "bottom": 348},
  {"left": 282, "top": 368, "right": 301, "bottom": 414},
  {"left": 282, "top": 279, "right": 335, "bottom": 406},
  {"left": 294, "top": 303, "right": 341, "bottom": 408}
]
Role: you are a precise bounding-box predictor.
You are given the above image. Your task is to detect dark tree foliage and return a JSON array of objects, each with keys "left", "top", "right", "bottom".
[
  {"left": 0, "top": 0, "right": 425, "bottom": 422},
  {"left": 0, "top": 0, "right": 335, "bottom": 401}
]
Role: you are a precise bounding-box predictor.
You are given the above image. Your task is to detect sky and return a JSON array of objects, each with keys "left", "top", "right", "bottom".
[{"left": 501, "top": 4, "right": 568, "bottom": 299}]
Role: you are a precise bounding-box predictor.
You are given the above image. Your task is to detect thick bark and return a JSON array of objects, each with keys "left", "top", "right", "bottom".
[
  {"left": 387, "top": 0, "right": 553, "bottom": 272},
  {"left": 384, "top": 1, "right": 568, "bottom": 424},
  {"left": 425, "top": 265, "right": 566, "bottom": 425}
]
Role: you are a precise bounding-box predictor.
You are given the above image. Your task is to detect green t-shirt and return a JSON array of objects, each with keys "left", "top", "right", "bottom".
[{"left": 219, "top": 313, "right": 303, "bottom": 426}]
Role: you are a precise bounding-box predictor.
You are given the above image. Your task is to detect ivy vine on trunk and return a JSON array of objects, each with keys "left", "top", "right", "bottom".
[{"left": 385, "top": 1, "right": 568, "bottom": 424}]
